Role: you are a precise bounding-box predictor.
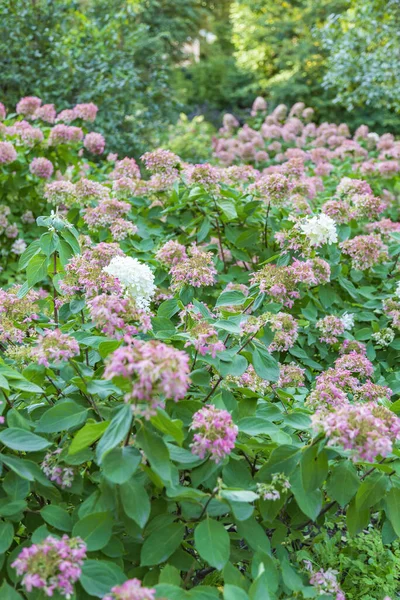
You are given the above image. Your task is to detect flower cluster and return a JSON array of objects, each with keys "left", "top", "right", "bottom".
[
  {"left": 104, "top": 339, "right": 190, "bottom": 416},
  {"left": 170, "top": 245, "right": 217, "bottom": 289},
  {"left": 12, "top": 536, "right": 87, "bottom": 598},
  {"left": 61, "top": 242, "right": 124, "bottom": 297},
  {"left": 256, "top": 473, "right": 291, "bottom": 501},
  {"left": 156, "top": 240, "right": 188, "bottom": 267},
  {"left": 268, "top": 312, "right": 299, "bottom": 352},
  {"left": 103, "top": 256, "right": 155, "bottom": 310},
  {"left": 340, "top": 234, "right": 388, "bottom": 270},
  {"left": 190, "top": 405, "right": 238, "bottom": 463},
  {"left": 304, "top": 561, "right": 345, "bottom": 600},
  {"left": 31, "top": 329, "right": 80, "bottom": 367},
  {"left": 312, "top": 402, "right": 400, "bottom": 463},
  {"left": 103, "top": 579, "right": 156, "bottom": 600},
  {"left": 88, "top": 293, "right": 151, "bottom": 338},
  {"left": 41, "top": 449, "right": 74, "bottom": 489}
]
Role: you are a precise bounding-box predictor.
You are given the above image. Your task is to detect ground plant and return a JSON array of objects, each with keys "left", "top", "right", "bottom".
[{"left": 0, "top": 95, "right": 399, "bottom": 599}]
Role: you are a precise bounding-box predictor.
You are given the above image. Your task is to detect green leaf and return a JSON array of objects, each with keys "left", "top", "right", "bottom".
[
  {"left": 347, "top": 497, "right": 369, "bottom": 536},
  {"left": 18, "top": 239, "right": 41, "bottom": 270},
  {"left": 102, "top": 446, "right": 141, "bottom": 484},
  {"left": 141, "top": 523, "right": 185, "bottom": 566},
  {"left": 217, "top": 197, "right": 237, "bottom": 220},
  {"left": 326, "top": 462, "right": 360, "bottom": 507},
  {"left": 41, "top": 505, "right": 72, "bottom": 532},
  {"left": 151, "top": 409, "right": 184, "bottom": 445},
  {"left": 256, "top": 445, "right": 301, "bottom": 481},
  {"left": 224, "top": 585, "right": 249, "bottom": 600},
  {"left": 216, "top": 291, "right": 246, "bottom": 308},
  {"left": 0, "top": 428, "right": 51, "bottom": 452},
  {"left": 194, "top": 517, "right": 230, "bottom": 570},
  {"left": 0, "top": 520, "right": 14, "bottom": 553},
  {"left": 72, "top": 512, "right": 113, "bottom": 551},
  {"left": 291, "top": 469, "right": 322, "bottom": 521},
  {"left": 0, "top": 582, "right": 23, "bottom": 600},
  {"left": 36, "top": 400, "right": 88, "bottom": 433},
  {"left": 40, "top": 231, "right": 59, "bottom": 256},
  {"left": 385, "top": 487, "right": 400, "bottom": 537},
  {"left": 60, "top": 227, "right": 81, "bottom": 254},
  {"left": 157, "top": 298, "right": 180, "bottom": 319},
  {"left": 251, "top": 346, "right": 279, "bottom": 382},
  {"left": 120, "top": 478, "right": 150, "bottom": 528},
  {"left": 80, "top": 559, "right": 126, "bottom": 598},
  {"left": 136, "top": 425, "right": 173, "bottom": 486},
  {"left": 26, "top": 253, "right": 49, "bottom": 287},
  {"left": 236, "top": 516, "right": 270, "bottom": 555},
  {"left": 96, "top": 405, "right": 132, "bottom": 464},
  {"left": 301, "top": 446, "right": 328, "bottom": 492},
  {"left": 58, "top": 239, "right": 74, "bottom": 267},
  {"left": 69, "top": 420, "right": 109, "bottom": 455},
  {"left": 355, "top": 472, "right": 388, "bottom": 511}
]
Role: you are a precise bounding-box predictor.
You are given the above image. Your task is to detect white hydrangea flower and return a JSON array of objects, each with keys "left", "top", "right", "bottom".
[
  {"left": 299, "top": 214, "right": 338, "bottom": 247},
  {"left": 341, "top": 312, "right": 355, "bottom": 330},
  {"left": 103, "top": 256, "right": 156, "bottom": 310},
  {"left": 371, "top": 328, "right": 395, "bottom": 348},
  {"left": 395, "top": 281, "right": 400, "bottom": 299}
]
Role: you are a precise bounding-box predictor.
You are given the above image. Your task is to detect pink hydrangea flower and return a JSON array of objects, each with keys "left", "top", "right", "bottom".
[
  {"left": 84, "top": 132, "right": 105, "bottom": 154},
  {"left": 29, "top": 157, "right": 54, "bottom": 179},
  {"left": 190, "top": 404, "right": 238, "bottom": 463},
  {"left": 103, "top": 578, "right": 156, "bottom": 600},
  {"left": 12, "top": 535, "right": 87, "bottom": 598},
  {"left": 0, "top": 141, "right": 17, "bottom": 164},
  {"left": 73, "top": 102, "right": 98, "bottom": 122},
  {"left": 31, "top": 329, "right": 80, "bottom": 367},
  {"left": 104, "top": 339, "right": 190, "bottom": 417},
  {"left": 16, "top": 96, "right": 42, "bottom": 116},
  {"left": 312, "top": 402, "right": 400, "bottom": 463}
]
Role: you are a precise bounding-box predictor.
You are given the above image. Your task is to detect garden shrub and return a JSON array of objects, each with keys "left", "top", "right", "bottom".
[{"left": 0, "top": 96, "right": 399, "bottom": 599}]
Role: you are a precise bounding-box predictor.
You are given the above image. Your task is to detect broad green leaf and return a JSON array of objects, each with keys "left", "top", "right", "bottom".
[
  {"left": 0, "top": 428, "right": 51, "bottom": 452},
  {"left": 236, "top": 516, "right": 270, "bottom": 555},
  {"left": 72, "top": 512, "right": 113, "bottom": 551},
  {"left": 26, "top": 253, "right": 49, "bottom": 287},
  {"left": 36, "top": 400, "right": 88, "bottom": 433},
  {"left": 120, "top": 478, "right": 150, "bottom": 528},
  {"left": 41, "top": 505, "right": 72, "bottom": 532},
  {"left": 69, "top": 420, "right": 109, "bottom": 455},
  {"left": 251, "top": 346, "right": 279, "bottom": 382},
  {"left": 385, "top": 487, "right": 400, "bottom": 537},
  {"left": 40, "top": 231, "right": 59, "bottom": 256},
  {"left": 136, "top": 425, "right": 173, "bottom": 486},
  {"left": 141, "top": 523, "right": 185, "bottom": 566},
  {"left": 347, "top": 497, "right": 369, "bottom": 536},
  {"left": 256, "top": 445, "right": 301, "bottom": 481},
  {"left": 326, "top": 461, "right": 360, "bottom": 507},
  {"left": 291, "top": 469, "right": 322, "bottom": 521},
  {"left": 102, "top": 446, "right": 141, "bottom": 484},
  {"left": 0, "top": 520, "right": 14, "bottom": 553},
  {"left": 80, "top": 559, "right": 126, "bottom": 597},
  {"left": 96, "top": 405, "right": 132, "bottom": 464},
  {"left": 216, "top": 291, "right": 246, "bottom": 308},
  {"left": 224, "top": 585, "right": 249, "bottom": 600},
  {"left": 0, "top": 582, "right": 23, "bottom": 600},
  {"left": 151, "top": 409, "right": 184, "bottom": 445},
  {"left": 355, "top": 472, "right": 389, "bottom": 511},
  {"left": 18, "top": 239, "right": 41, "bottom": 270},
  {"left": 194, "top": 517, "right": 230, "bottom": 570},
  {"left": 301, "top": 446, "right": 328, "bottom": 492}
]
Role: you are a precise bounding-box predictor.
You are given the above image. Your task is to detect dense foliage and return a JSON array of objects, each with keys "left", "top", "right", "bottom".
[
  {"left": 0, "top": 0, "right": 207, "bottom": 157},
  {"left": 0, "top": 95, "right": 400, "bottom": 599},
  {"left": 2, "top": 0, "right": 400, "bottom": 147}
]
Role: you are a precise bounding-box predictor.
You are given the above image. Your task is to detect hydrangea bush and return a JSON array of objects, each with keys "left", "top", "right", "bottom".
[{"left": 0, "top": 96, "right": 399, "bottom": 599}]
